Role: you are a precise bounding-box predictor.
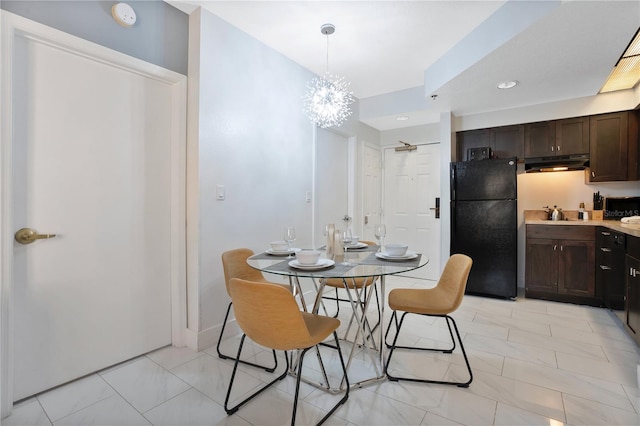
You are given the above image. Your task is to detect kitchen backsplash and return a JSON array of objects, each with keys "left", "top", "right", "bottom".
[{"left": 517, "top": 169, "right": 640, "bottom": 212}]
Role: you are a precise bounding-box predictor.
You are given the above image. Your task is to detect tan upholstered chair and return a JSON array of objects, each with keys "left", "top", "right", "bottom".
[
  {"left": 321, "top": 241, "right": 381, "bottom": 332},
  {"left": 384, "top": 254, "right": 473, "bottom": 387},
  {"left": 218, "top": 248, "right": 289, "bottom": 371},
  {"left": 224, "top": 278, "right": 349, "bottom": 425}
]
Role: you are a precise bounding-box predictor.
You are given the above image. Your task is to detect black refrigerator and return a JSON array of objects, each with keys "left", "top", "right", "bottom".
[{"left": 450, "top": 158, "right": 517, "bottom": 299}]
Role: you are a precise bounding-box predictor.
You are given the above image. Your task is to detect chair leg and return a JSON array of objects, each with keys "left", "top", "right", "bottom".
[
  {"left": 384, "top": 312, "right": 473, "bottom": 387},
  {"left": 224, "top": 334, "right": 289, "bottom": 415},
  {"left": 384, "top": 311, "right": 456, "bottom": 353},
  {"left": 217, "top": 302, "right": 278, "bottom": 372},
  {"left": 312, "top": 331, "right": 350, "bottom": 426}
]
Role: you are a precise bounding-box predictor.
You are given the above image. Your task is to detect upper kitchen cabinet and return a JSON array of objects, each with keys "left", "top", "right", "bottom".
[
  {"left": 456, "top": 125, "right": 523, "bottom": 161},
  {"left": 524, "top": 117, "right": 589, "bottom": 158},
  {"left": 587, "top": 110, "right": 640, "bottom": 182},
  {"left": 491, "top": 125, "right": 524, "bottom": 160}
]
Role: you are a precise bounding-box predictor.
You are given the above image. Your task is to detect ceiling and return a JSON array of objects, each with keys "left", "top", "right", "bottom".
[{"left": 167, "top": 1, "right": 640, "bottom": 131}]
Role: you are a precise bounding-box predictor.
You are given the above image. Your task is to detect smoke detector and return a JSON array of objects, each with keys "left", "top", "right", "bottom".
[{"left": 111, "top": 3, "right": 136, "bottom": 28}]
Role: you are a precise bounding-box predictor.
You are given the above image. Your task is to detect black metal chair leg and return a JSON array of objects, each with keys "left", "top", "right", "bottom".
[
  {"left": 384, "top": 311, "right": 456, "bottom": 353},
  {"left": 314, "top": 331, "right": 350, "bottom": 426},
  {"left": 217, "top": 302, "right": 278, "bottom": 372},
  {"left": 224, "top": 334, "right": 289, "bottom": 415},
  {"left": 384, "top": 312, "right": 472, "bottom": 387}
]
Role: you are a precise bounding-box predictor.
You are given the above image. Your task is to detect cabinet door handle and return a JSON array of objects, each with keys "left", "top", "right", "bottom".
[
  {"left": 557, "top": 145, "right": 561, "bottom": 151},
  {"left": 553, "top": 245, "right": 557, "bottom": 251},
  {"left": 600, "top": 248, "right": 612, "bottom": 252},
  {"left": 551, "top": 146, "right": 554, "bottom": 152},
  {"left": 560, "top": 245, "right": 563, "bottom": 251},
  {"left": 600, "top": 265, "right": 612, "bottom": 270},
  {"left": 632, "top": 268, "right": 638, "bottom": 278},
  {"left": 592, "top": 171, "right": 595, "bottom": 178}
]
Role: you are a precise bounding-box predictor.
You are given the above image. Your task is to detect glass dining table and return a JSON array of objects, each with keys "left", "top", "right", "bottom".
[{"left": 247, "top": 244, "right": 428, "bottom": 391}]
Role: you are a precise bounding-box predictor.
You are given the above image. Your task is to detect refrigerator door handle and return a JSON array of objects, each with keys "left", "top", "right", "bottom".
[{"left": 450, "top": 164, "right": 456, "bottom": 202}]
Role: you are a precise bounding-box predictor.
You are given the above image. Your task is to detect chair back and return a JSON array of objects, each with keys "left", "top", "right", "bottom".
[
  {"left": 437, "top": 254, "right": 473, "bottom": 311},
  {"left": 229, "top": 278, "right": 313, "bottom": 351},
  {"left": 221, "top": 248, "right": 266, "bottom": 296}
]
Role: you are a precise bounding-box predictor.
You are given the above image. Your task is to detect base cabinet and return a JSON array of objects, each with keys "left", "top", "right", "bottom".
[
  {"left": 526, "top": 225, "right": 597, "bottom": 305},
  {"left": 626, "top": 235, "right": 640, "bottom": 344}
]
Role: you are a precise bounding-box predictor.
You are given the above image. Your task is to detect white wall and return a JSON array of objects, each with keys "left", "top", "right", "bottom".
[{"left": 188, "top": 9, "right": 318, "bottom": 347}]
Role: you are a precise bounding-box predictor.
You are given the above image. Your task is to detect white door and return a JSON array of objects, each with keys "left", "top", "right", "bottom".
[
  {"left": 362, "top": 145, "right": 382, "bottom": 243},
  {"left": 9, "top": 23, "right": 179, "bottom": 400},
  {"left": 384, "top": 144, "right": 441, "bottom": 281},
  {"left": 315, "top": 129, "right": 348, "bottom": 245}
]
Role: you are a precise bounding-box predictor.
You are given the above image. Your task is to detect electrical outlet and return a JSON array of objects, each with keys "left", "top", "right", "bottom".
[{"left": 305, "top": 191, "right": 311, "bottom": 202}]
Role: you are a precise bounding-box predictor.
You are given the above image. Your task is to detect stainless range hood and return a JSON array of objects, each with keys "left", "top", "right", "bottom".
[{"left": 524, "top": 154, "right": 589, "bottom": 173}]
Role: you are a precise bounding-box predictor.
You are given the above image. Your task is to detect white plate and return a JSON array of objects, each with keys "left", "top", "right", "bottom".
[
  {"left": 288, "top": 258, "right": 335, "bottom": 270},
  {"left": 346, "top": 242, "right": 368, "bottom": 249},
  {"left": 375, "top": 250, "right": 418, "bottom": 261},
  {"left": 266, "top": 248, "right": 301, "bottom": 256}
]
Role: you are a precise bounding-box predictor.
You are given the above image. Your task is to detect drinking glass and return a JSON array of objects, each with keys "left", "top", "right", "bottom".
[
  {"left": 341, "top": 229, "right": 353, "bottom": 265},
  {"left": 284, "top": 227, "right": 296, "bottom": 258},
  {"left": 374, "top": 224, "right": 386, "bottom": 251}
]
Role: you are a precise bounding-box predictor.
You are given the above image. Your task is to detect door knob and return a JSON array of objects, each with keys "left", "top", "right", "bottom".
[{"left": 14, "top": 228, "right": 56, "bottom": 245}]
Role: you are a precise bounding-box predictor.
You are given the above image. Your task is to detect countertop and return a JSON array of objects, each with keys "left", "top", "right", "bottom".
[{"left": 525, "top": 218, "right": 640, "bottom": 238}]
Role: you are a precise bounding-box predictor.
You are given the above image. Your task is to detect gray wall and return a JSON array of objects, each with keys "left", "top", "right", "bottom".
[{"left": 1, "top": 1, "right": 188, "bottom": 75}]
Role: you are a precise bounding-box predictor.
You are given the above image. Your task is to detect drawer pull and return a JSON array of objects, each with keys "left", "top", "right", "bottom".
[
  {"left": 600, "top": 265, "right": 612, "bottom": 270},
  {"left": 600, "top": 248, "right": 612, "bottom": 252},
  {"left": 601, "top": 232, "right": 611, "bottom": 236}
]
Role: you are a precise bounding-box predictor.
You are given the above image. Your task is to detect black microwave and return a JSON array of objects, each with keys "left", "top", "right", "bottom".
[{"left": 604, "top": 196, "right": 640, "bottom": 220}]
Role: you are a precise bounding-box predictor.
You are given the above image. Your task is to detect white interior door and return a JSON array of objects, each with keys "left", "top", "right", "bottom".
[
  {"left": 10, "top": 27, "right": 175, "bottom": 400},
  {"left": 384, "top": 144, "right": 441, "bottom": 281},
  {"left": 362, "top": 145, "right": 382, "bottom": 243},
  {"left": 315, "top": 129, "right": 348, "bottom": 245}
]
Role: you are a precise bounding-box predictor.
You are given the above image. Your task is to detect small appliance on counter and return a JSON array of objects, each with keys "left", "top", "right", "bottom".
[{"left": 604, "top": 196, "right": 640, "bottom": 220}]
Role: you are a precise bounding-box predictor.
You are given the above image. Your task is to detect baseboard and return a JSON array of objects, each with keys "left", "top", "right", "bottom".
[{"left": 183, "top": 321, "right": 241, "bottom": 352}]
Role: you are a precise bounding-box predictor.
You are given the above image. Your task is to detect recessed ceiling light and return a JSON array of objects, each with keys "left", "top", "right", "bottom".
[
  {"left": 497, "top": 80, "right": 518, "bottom": 89},
  {"left": 396, "top": 116, "right": 409, "bottom": 121}
]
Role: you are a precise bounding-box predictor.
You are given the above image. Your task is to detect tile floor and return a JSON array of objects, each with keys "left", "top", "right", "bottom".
[{"left": 5, "top": 275, "right": 640, "bottom": 425}]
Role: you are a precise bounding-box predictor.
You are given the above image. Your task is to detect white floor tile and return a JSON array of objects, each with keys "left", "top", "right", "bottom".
[
  {"left": 145, "top": 345, "right": 205, "bottom": 370},
  {"left": 563, "top": 393, "right": 640, "bottom": 425},
  {"left": 37, "top": 375, "right": 115, "bottom": 422},
  {"left": 100, "top": 357, "right": 190, "bottom": 413},
  {"left": 493, "top": 402, "right": 565, "bottom": 426},
  {"left": 502, "top": 357, "right": 635, "bottom": 412},
  {"left": 9, "top": 288, "right": 640, "bottom": 426},
  {"left": 54, "top": 394, "right": 150, "bottom": 425},
  {"left": 143, "top": 388, "right": 249, "bottom": 426},
  {"left": 3, "top": 398, "right": 51, "bottom": 426}
]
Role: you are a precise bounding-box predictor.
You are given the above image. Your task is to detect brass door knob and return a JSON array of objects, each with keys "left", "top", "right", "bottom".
[{"left": 14, "top": 228, "right": 56, "bottom": 245}]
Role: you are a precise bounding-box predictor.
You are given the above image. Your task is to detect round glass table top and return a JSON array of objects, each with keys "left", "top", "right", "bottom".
[{"left": 247, "top": 246, "right": 428, "bottom": 279}]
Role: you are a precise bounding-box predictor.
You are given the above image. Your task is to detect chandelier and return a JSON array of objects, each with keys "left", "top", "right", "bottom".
[{"left": 303, "top": 24, "right": 354, "bottom": 128}]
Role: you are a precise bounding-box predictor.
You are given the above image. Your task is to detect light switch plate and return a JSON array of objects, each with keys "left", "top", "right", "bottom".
[{"left": 216, "top": 185, "right": 225, "bottom": 200}]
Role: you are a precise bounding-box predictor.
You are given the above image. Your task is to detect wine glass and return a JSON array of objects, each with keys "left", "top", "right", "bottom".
[
  {"left": 284, "top": 227, "right": 296, "bottom": 258},
  {"left": 341, "top": 229, "right": 353, "bottom": 265},
  {"left": 374, "top": 224, "right": 386, "bottom": 251}
]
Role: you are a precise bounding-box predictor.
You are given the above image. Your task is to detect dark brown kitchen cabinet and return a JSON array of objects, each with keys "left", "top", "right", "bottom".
[
  {"left": 456, "top": 129, "right": 489, "bottom": 161},
  {"left": 587, "top": 110, "right": 640, "bottom": 182},
  {"left": 524, "top": 117, "right": 589, "bottom": 158},
  {"left": 596, "top": 228, "right": 626, "bottom": 310},
  {"left": 525, "top": 225, "right": 597, "bottom": 305},
  {"left": 456, "top": 125, "right": 523, "bottom": 161},
  {"left": 626, "top": 235, "right": 640, "bottom": 344}
]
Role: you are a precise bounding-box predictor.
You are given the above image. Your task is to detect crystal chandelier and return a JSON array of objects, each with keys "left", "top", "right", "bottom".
[{"left": 303, "top": 24, "right": 354, "bottom": 128}]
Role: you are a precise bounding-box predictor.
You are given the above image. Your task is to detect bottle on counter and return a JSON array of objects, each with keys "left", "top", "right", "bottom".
[{"left": 579, "top": 202, "right": 585, "bottom": 220}]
